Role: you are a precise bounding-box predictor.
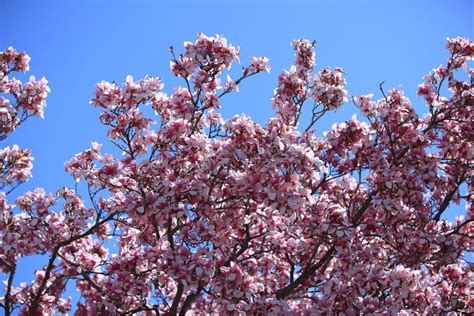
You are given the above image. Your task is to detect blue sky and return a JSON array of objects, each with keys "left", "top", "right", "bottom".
[{"left": 1, "top": 0, "right": 473, "bottom": 310}]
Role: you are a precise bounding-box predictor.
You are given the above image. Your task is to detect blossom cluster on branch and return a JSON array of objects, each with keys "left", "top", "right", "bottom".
[
  {"left": 0, "top": 34, "right": 473, "bottom": 315},
  {"left": 0, "top": 47, "right": 49, "bottom": 138}
]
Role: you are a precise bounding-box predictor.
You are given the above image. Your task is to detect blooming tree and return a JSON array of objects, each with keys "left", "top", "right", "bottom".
[{"left": 0, "top": 34, "right": 473, "bottom": 315}]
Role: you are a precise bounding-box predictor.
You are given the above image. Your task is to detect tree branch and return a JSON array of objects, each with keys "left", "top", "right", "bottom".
[
  {"left": 275, "top": 246, "right": 335, "bottom": 299},
  {"left": 169, "top": 281, "right": 184, "bottom": 315}
]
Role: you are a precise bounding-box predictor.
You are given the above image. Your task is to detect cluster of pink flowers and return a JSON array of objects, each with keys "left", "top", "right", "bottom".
[
  {"left": 0, "top": 98, "right": 18, "bottom": 138},
  {"left": 291, "top": 39, "right": 316, "bottom": 73},
  {"left": 272, "top": 39, "right": 348, "bottom": 127},
  {"left": 184, "top": 33, "right": 239, "bottom": 72},
  {"left": 446, "top": 36, "right": 474, "bottom": 57},
  {"left": 92, "top": 75, "right": 164, "bottom": 111},
  {"left": 16, "top": 76, "right": 50, "bottom": 119},
  {"left": 0, "top": 47, "right": 31, "bottom": 76},
  {"left": 1, "top": 35, "right": 473, "bottom": 315},
  {"left": 312, "top": 67, "right": 348, "bottom": 110},
  {"left": 272, "top": 66, "right": 309, "bottom": 124},
  {"left": 0, "top": 145, "right": 33, "bottom": 190},
  {"left": 246, "top": 56, "right": 271, "bottom": 74},
  {"left": 0, "top": 47, "right": 50, "bottom": 140},
  {"left": 170, "top": 32, "right": 239, "bottom": 79}
]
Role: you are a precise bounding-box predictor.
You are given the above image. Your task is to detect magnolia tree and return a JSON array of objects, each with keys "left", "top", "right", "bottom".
[{"left": 0, "top": 34, "right": 473, "bottom": 315}]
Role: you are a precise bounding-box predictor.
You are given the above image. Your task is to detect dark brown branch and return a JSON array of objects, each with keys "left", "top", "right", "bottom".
[
  {"left": 179, "top": 285, "right": 203, "bottom": 316},
  {"left": 275, "top": 246, "right": 335, "bottom": 299},
  {"left": 167, "top": 218, "right": 175, "bottom": 251},
  {"left": 29, "top": 212, "right": 115, "bottom": 311},
  {"left": 4, "top": 264, "right": 16, "bottom": 316},
  {"left": 433, "top": 173, "right": 466, "bottom": 221},
  {"left": 169, "top": 281, "right": 184, "bottom": 315}
]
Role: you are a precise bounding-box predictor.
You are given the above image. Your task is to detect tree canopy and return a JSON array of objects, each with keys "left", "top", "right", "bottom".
[{"left": 0, "top": 34, "right": 473, "bottom": 315}]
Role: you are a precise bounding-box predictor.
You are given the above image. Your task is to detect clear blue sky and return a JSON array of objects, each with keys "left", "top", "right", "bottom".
[{"left": 1, "top": 0, "right": 473, "bottom": 310}]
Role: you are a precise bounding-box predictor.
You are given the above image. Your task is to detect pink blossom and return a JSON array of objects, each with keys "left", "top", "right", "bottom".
[
  {"left": 247, "top": 56, "right": 271, "bottom": 74},
  {"left": 1, "top": 36, "right": 473, "bottom": 315}
]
